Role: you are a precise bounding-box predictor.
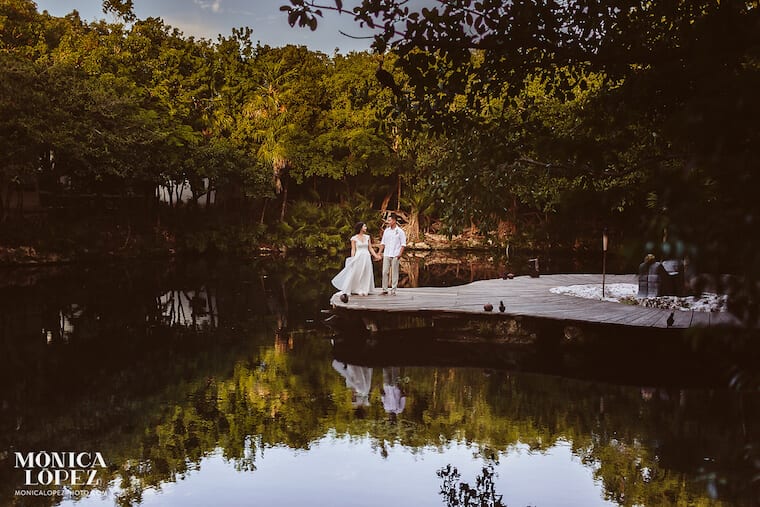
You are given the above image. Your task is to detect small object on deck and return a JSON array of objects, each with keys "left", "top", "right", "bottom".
[
  {"left": 499, "top": 301, "right": 506, "bottom": 312},
  {"left": 667, "top": 312, "right": 675, "bottom": 327},
  {"left": 483, "top": 303, "right": 493, "bottom": 312},
  {"left": 340, "top": 293, "right": 349, "bottom": 303},
  {"left": 528, "top": 257, "right": 540, "bottom": 278},
  {"left": 506, "top": 273, "right": 515, "bottom": 279}
]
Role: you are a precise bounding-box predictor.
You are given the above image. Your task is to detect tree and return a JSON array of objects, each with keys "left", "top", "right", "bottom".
[
  {"left": 0, "top": 54, "right": 46, "bottom": 219},
  {"left": 235, "top": 47, "right": 304, "bottom": 221},
  {"left": 310, "top": 51, "right": 398, "bottom": 182},
  {"left": 284, "top": 0, "right": 760, "bottom": 324},
  {"left": 438, "top": 464, "right": 506, "bottom": 507}
]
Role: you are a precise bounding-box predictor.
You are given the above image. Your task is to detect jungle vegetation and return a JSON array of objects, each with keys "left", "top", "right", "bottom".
[{"left": 1, "top": 0, "right": 759, "bottom": 324}]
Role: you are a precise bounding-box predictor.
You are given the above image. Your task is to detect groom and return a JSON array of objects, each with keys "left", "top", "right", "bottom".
[{"left": 378, "top": 213, "right": 406, "bottom": 295}]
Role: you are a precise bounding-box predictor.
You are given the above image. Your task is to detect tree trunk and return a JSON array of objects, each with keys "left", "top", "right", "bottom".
[
  {"left": 511, "top": 196, "right": 519, "bottom": 236},
  {"left": 380, "top": 193, "right": 392, "bottom": 214},
  {"left": 16, "top": 183, "right": 23, "bottom": 215},
  {"left": 397, "top": 172, "right": 401, "bottom": 210},
  {"left": 260, "top": 198, "right": 268, "bottom": 224},
  {"left": 175, "top": 181, "right": 185, "bottom": 206},
  {"left": 400, "top": 257, "right": 420, "bottom": 288},
  {"left": 0, "top": 182, "right": 6, "bottom": 223},
  {"left": 406, "top": 207, "right": 421, "bottom": 243},
  {"left": 279, "top": 183, "right": 288, "bottom": 222}
]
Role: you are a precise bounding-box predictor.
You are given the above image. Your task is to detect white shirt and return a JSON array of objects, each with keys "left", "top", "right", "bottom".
[
  {"left": 382, "top": 384, "right": 406, "bottom": 414},
  {"left": 381, "top": 225, "right": 406, "bottom": 257}
]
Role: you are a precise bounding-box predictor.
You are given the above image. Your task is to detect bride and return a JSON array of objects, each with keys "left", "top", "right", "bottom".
[{"left": 331, "top": 222, "right": 381, "bottom": 296}]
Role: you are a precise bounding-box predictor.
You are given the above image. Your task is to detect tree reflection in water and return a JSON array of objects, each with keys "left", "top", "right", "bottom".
[
  {"left": 157, "top": 288, "right": 218, "bottom": 328},
  {"left": 0, "top": 255, "right": 757, "bottom": 506},
  {"left": 438, "top": 464, "right": 506, "bottom": 507}
]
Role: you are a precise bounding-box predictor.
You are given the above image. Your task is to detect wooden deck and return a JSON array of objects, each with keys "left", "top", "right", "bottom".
[{"left": 329, "top": 274, "right": 741, "bottom": 330}]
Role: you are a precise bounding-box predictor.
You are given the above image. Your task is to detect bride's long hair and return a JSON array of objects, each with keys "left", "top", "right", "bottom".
[{"left": 353, "top": 222, "right": 365, "bottom": 235}]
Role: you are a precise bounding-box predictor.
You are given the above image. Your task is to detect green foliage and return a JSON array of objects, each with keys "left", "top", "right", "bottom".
[
  {"left": 307, "top": 52, "right": 399, "bottom": 179},
  {"left": 277, "top": 197, "right": 373, "bottom": 252},
  {"left": 3, "top": 0, "right": 759, "bottom": 332},
  {"left": 179, "top": 223, "right": 268, "bottom": 255},
  {"left": 0, "top": 53, "right": 47, "bottom": 190},
  {"left": 284, "top": 0, "right": 760, "bottom": 325},
  {"left": 0, "top": 5, "right": 276, "bottom": 217}
]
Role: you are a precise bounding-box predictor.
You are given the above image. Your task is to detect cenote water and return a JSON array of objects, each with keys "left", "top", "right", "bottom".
[{"left": 1, "top": 253, "right": 758, "bottom": 506}]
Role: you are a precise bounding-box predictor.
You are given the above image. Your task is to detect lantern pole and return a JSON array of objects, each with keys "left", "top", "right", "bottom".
[{"left": 602, "top": 228, "right": 609, "bottom": 298}]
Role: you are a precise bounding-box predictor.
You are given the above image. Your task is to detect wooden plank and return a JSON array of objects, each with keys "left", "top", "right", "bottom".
[{"left": 685, "top": 311, "right": 709, "bottom": 328}]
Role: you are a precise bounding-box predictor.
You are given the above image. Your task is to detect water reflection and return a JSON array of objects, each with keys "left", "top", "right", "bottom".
[
  {"left": 332, "top": 362, "right": 373, "bottom": 411},
  {"left": 438, "top": 464, "right": 505, "bottom": 507},
  {"left": 331, "top": 363, "right": 410, "bottom": 420},
  {"left": 381, "top": 368, "right": 407, "bottom": 420},
  {"left": 157, "top": 288, "right": 218, "bottom": 328},
  {"left": 0, "top": 255, "right": 757, "bottom": 506}
]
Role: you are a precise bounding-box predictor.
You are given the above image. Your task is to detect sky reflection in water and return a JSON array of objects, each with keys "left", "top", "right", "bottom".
[{"left": 64, "top": 439, "right": 612, "bottom": 507}]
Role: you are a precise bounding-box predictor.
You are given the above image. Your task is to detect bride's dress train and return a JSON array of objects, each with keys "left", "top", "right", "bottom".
[{"left": 331, "top": 235, "right": 375, "bottom": 296}]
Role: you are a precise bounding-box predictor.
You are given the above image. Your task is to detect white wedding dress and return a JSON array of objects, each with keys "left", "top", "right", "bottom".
[
  {"left": 331, "top": 234, "right": 376, "bottom": 296},
  {"left": 332, "top": 361, "right": 373, "bottom": 408}
]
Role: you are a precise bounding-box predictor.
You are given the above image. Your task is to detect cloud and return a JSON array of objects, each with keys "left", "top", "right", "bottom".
[
  {"left": 194, "top": 0, "right": 222, "bottom": 13},
  {"left": 161, "top": 16, "right": 225, "bottom": 40}
]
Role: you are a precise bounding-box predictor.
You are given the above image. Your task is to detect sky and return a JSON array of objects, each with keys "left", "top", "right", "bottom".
[{"left": 33, "top": 0, "right": 375, "bottom": 54}]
